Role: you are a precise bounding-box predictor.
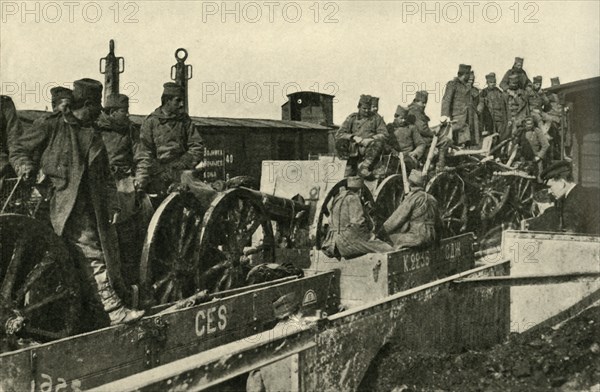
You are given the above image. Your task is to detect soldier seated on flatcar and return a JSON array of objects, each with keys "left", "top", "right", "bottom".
[
  {"left": 387, "top": 105, "right": 426, "bottom": 169},
  {"left": 134, "top": 82, "right": 216, "bottom": 207},
  {"left": 381, "top": 170, "right": 443, "bottom": 250},
  {"left": 334, "top": 94, "right": 389, "bottom": 179}
]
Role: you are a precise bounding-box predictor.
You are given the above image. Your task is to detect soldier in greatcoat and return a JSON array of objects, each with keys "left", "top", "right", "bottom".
[
  {"left": 1, "top": 95, "right": 23, "bottom": 184},
  {"left": 467, "top": 71, "right": 481, "bottom": 146},
  {"left": 477, "top": 73, "right": 509, "bottom": 141},
  {"left": 505, "top": 74, "right": 530, "bottom": 137},
  {"left": 135, "top": 83, "right": 216, "bottom": 206},
  {"left": 335, "top": 94, "right": 389, "bottom": 178},
  {"left": 322, "top": 176, "right": 393, "bottom": 259},
  {"left": 500, "top": 57, "right": 532, "bottom": 91},
  {"left": 441, "top": 64, "right": 475, "bottom": 146},
  {"left": 10, "top": 78, "right": 144, "bottom": 326},
  {"left": 382, "top": 170, "right": 442, "bottom": 249}
]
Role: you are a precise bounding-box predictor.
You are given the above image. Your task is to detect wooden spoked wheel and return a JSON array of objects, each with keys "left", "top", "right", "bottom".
[
  {"left": 0, "top": 214, "right": 80, "bottom": 350},
  {"left": 198, "top": 188, "right": 275, "bottom": 293},
  {"left": 313, "top": 179, "right": 375, "bottom": 249},
  {"left": 372, "top": 174, "right": 405, "bottom": 226},
  {"left": 140, "top": 192, "right": 205, "bottom": 305},
  {"left": 426, "top": 172, "right": 468, "bottom": 237},
  {"left": 479, "top": 176, "right": 511, "bottom": 221}
]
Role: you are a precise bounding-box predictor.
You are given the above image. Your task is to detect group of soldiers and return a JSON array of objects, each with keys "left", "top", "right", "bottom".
[
  {"left": 1, "top": 79, "right": 213, "bottom": 327},
  {"left": 336, "top": 57, "right": 567, "bottom": 181}
]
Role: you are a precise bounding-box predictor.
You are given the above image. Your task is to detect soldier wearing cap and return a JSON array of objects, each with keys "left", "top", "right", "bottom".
[
  {"left": 31, "top": 87, "right": 75, "bottom": 131},
  {"left": 478, "top": 73, "right": 509, "bottom": 141},
  {"left": 540, "top": 161, "right": 600, "bottom": 234},
  {"left": 516, "top": 116, "right": 549, "bottom": 168},
  {"left": 382, "top": 169, "right": 442, "bottom": 249},
  {"left": 500, "top": 57, "right": 532, "bottom": 91},
  {"left": 387, "top": 105, "right": 425, "bottom": 168},
  {"left": 97, "top": 93, "right": 146, "bottom": 285},
  {"left": 10, "top": 78, "right": 144, "bottom": 326},
  {"left": 370, "top": 96, "right": 380, "bottom": 116},
  {"left": 335, "top": 94, "right": 389, "bottom": 178},
  {"left": 441, "top": 64, "right": 476, "bottom": 146},
  {"left": 527, "top": 76, "right": 550, "bottom": 125},
  {"left": 1, "top": 95, "right": 23, "bottom": 183},
  {"left": 321, "top": 176, "right": 393, "bottom": 259},
  {"left": 408, "top": 91, "right": 450, "bottom": 170},
  {"left": 135, "top": 83, "right": 212, "bottom": 203},
  {"left": 505, "top": 73, "right": 529, "bottom": 137}
]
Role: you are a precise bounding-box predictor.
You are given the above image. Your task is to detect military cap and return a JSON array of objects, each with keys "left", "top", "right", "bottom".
[
  {"left": 514, "top": 57, "right": 524, "bottom": 65},
  {"left": 73, "top": 78, "right": 103, "bottom": 105},
  {"left": 163, "top": 82, "right": 184, "bottom": 97},
  {"left": 540, "top": 160, "right": 572, "bottom": 183},
  {"left": 408, "top": 169, "right": 425, "bottom": 187},
  {"left": 551, "top": 77, "right": 561, "bottom": 86},
  {"left": 273, "top": 292, "right": 299, "bottom": 320},
  {"left": 50, "top": 86, "right": 73, "bottom": 106},
  {"left": 485, "top": 73, "right": 496, "bottom": 82},
  {"left": 415, "top": 90, "right": 428, "bottom": 103},
  {"left": 347, "top": 176, "right": 363, "bottom": 189},
  {"left": 458, "top": 64, "right": 471, "bottom": 74},
  {"left": 370, "top": 96, "right": 379, "bottom": 106},
  {"left": 358, "top": 94, "right": 372, "bottom": 107},
  {"left": 105, "top": 94, "right": 129, "bottom": 109},
  {"left": 533, "top": 75, "right": 543, "bottom": 83},
  {"left": 395, "top": 105, "right": 408, "bottom": 117}
]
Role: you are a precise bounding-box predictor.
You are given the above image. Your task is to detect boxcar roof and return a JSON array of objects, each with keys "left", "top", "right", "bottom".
[{"left": 17, "top": 110, "right": 333, "bottom": 131}]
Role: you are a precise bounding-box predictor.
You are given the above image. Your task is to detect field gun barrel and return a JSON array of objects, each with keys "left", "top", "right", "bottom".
[{"left": 243, "top": 188, "right": 310, "bottom": 223}]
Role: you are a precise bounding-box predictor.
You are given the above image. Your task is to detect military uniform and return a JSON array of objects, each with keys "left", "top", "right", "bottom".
[
  {"left": 382, "top": 185, "right": 441, "bottom": 249},
  {"left": 0, "top": 95, "right": 23, "bottom": 179},
  {"left": 479, "top": 87, "right": 509, "bottom": 140},
  {"left": 324, "top": 185, "right": 392, "bottom": 259},
  {"left": 505, "top": 85, "right": 529, "bottom": 135},
  {"left": 520, "top": 126, "right": 550, "bottom": 162},
  {"left": 441, "top": 68, "right": 474, "bottom": 145},
  {"left": 467, "top": 77, "right": 481, "bottom": 146},
  {"left": 499, "top": 57, "right": 532, "bottom": 90},
  {"left": 387, "top": 117, "right": 426, "bottom": 160}
]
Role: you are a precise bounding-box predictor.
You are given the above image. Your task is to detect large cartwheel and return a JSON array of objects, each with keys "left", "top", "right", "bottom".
[
  {"left": 371, "top": 174, "right": 405, "bottom": 227},
  {"left": 426, "top": 170, "right": 468, "bottom": 237},
  {"left": 314, "top": 178, "right": 375, "bottom": 250},
  {"left": 0, "top": 214, "right": 80, "bottom": 351},
  {"left": 140, "top": 188, "right": 275, "bottom": 304}
]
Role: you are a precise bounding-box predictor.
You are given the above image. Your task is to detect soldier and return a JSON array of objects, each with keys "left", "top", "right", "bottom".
[
  {"left": 370, "top": 96, "right": 380, "bottom": 116},
  {"left": 321, "top": 176, "right": 393, "bottom": 259},
  {"left": 526, "top": 75, "right": 550, "bottom": 126},
  {"left": 541, "top": 161, "right": 600, "bottom": 235},
  {"left": 10, "top": 78, "right": 144, "bottom": 326},
  {"left": 387, "top": 105, "right": 425, "bottom": 168},
  {"left": 135, "top": 83, "right": 215, "bottom": 206},
  {"left": 505, "top": 74, "right": 529, "bottom": 137},
  {"left": 441, "top": 64, "right": 475, "bottom": 146},
  {"left": 335, "top": 94, "right": 388, "bottom": 178},
  {"left": 467, "top": 71, "right": 481, "bottom": 146},
  {"left": 96, "top": 93, "right": 145, "bottom": 286},
  {"left": 382, "top": 170, "right": 442, "bottom": 249},
  {"left": 0, "top": 95, "right": 23, "bottom": 183},
  {"left": 517, "top": 117, "right": 550, "bottom": 167},
  {"left": 477, "top": 73, "right": 509, "bottom": 141},
  {"left": 500, "top": 57, "right": 532, "bottom": 91},
  {"left": 50, "top": 86, "right": 74, "bottom": 113},
  {"left": 408, "top": 90, "right": 451, "bottom": 170}
]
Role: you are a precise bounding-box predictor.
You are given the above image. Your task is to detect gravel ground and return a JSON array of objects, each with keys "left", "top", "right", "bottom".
[{"left": 363, "top": 305, "right": 600, "bottom": 392}]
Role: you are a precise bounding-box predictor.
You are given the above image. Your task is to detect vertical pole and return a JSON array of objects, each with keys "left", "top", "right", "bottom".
[
  {"left": 171, "top": 48, "right": 193, "bottom": 113},
  {"left": 99, "top": 39, "right": 125, "bottom": 102}
]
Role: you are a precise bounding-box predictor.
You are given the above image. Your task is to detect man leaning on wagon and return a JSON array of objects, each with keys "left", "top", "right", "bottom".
[
  {"left": 381, "top": 170, "right": 442, "bottom": 250},
  {"left": 334, "top": 94, "right": 388, "bottom": 178},
  {"left": 135, "top": 82, "right": 216, "bottom": 206},
  {"left": 9, "top": 78, "right": 145, "bottom": 326}
]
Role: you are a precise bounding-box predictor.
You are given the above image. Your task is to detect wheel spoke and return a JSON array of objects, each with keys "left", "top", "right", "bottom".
[
  {"left": 14, "top": 256, "right": 55, "bottom": 303},
  {"left": 160, "top": 279, "right": 175, "bottom": 304},
  {"left": 1, "top": 236, "right": 28, "bottom": 300},
  {"left": 22, "top": 289, "right": 70, "bottom": 315}
]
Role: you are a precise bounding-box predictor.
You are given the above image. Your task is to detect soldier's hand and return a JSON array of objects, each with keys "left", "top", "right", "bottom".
[
  {"left": 352, "top": 135, "right": 363, "bottom": 145},
  {"left": 133, "top": 178, "right": 147, "bottom": 193},
  {"left": 360, "top": 138, "right": 373, "bottom": 147},
  {"left": 17, "top": 164, "right": 35, "bottom": 183},
  {"left": 440, "top": 116, "right": 450, "bottom": 124},
  {"left": 408, "top": 151, "right": 419, "bottom": 160}
]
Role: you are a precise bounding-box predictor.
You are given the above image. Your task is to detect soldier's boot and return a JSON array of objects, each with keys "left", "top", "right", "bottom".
[
  {"left": 93, "top": 269, "right": 145, "bottom": 326},
  {"left": 357, "top": 161, "right": 373, "bottom": 179}
]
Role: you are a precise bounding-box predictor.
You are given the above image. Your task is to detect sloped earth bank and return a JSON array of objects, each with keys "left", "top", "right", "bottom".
[{"left": 362, "top": 306, "right": 600, "bottom": 392}]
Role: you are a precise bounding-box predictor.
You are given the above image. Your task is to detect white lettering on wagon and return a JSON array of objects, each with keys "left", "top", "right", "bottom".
[{"left": 195, "top": 305, "right": 228, "bottom": 337}]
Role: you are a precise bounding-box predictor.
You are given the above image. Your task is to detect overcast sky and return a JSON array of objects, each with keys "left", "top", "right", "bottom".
[{"left": 1, "top": 0, "right": 598, "bottom": 125}]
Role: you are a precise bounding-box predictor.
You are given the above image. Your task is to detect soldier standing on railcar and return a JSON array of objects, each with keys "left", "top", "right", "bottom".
[
  {"left": 505, "top": 74, "right": 530, "bottom": 137},
  {"left": 408, "top": 91, "right": 450, "bottom": 170},
  {"left": 478, "top": 73, "right": 509, "bottom": 141},
  {"left": 135, "top": 83, "right": 216, "bottom": 206},
  {"left": 527, "top": 75, "right": 550, "bottom": 127},
  {"left": 467, "top": 71, "right": 481, "bottom": 146},
  {"left": 335, "top": 94, "right": 389, "bottom": 178},
  {"left": 10, "top": 78, "right": 145, "bottom": 326},
  {"left": 500, "top": 57, "right": 532, "bottom": 91},
  {"left": 441, "top": 64, "right": 475, "bottom": 146},
  {"left": 96, "top": 93, "right": 147, "bottom": 286},
  {"left": 0, "top": 95, "right": 23, "bottom": 185}
]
